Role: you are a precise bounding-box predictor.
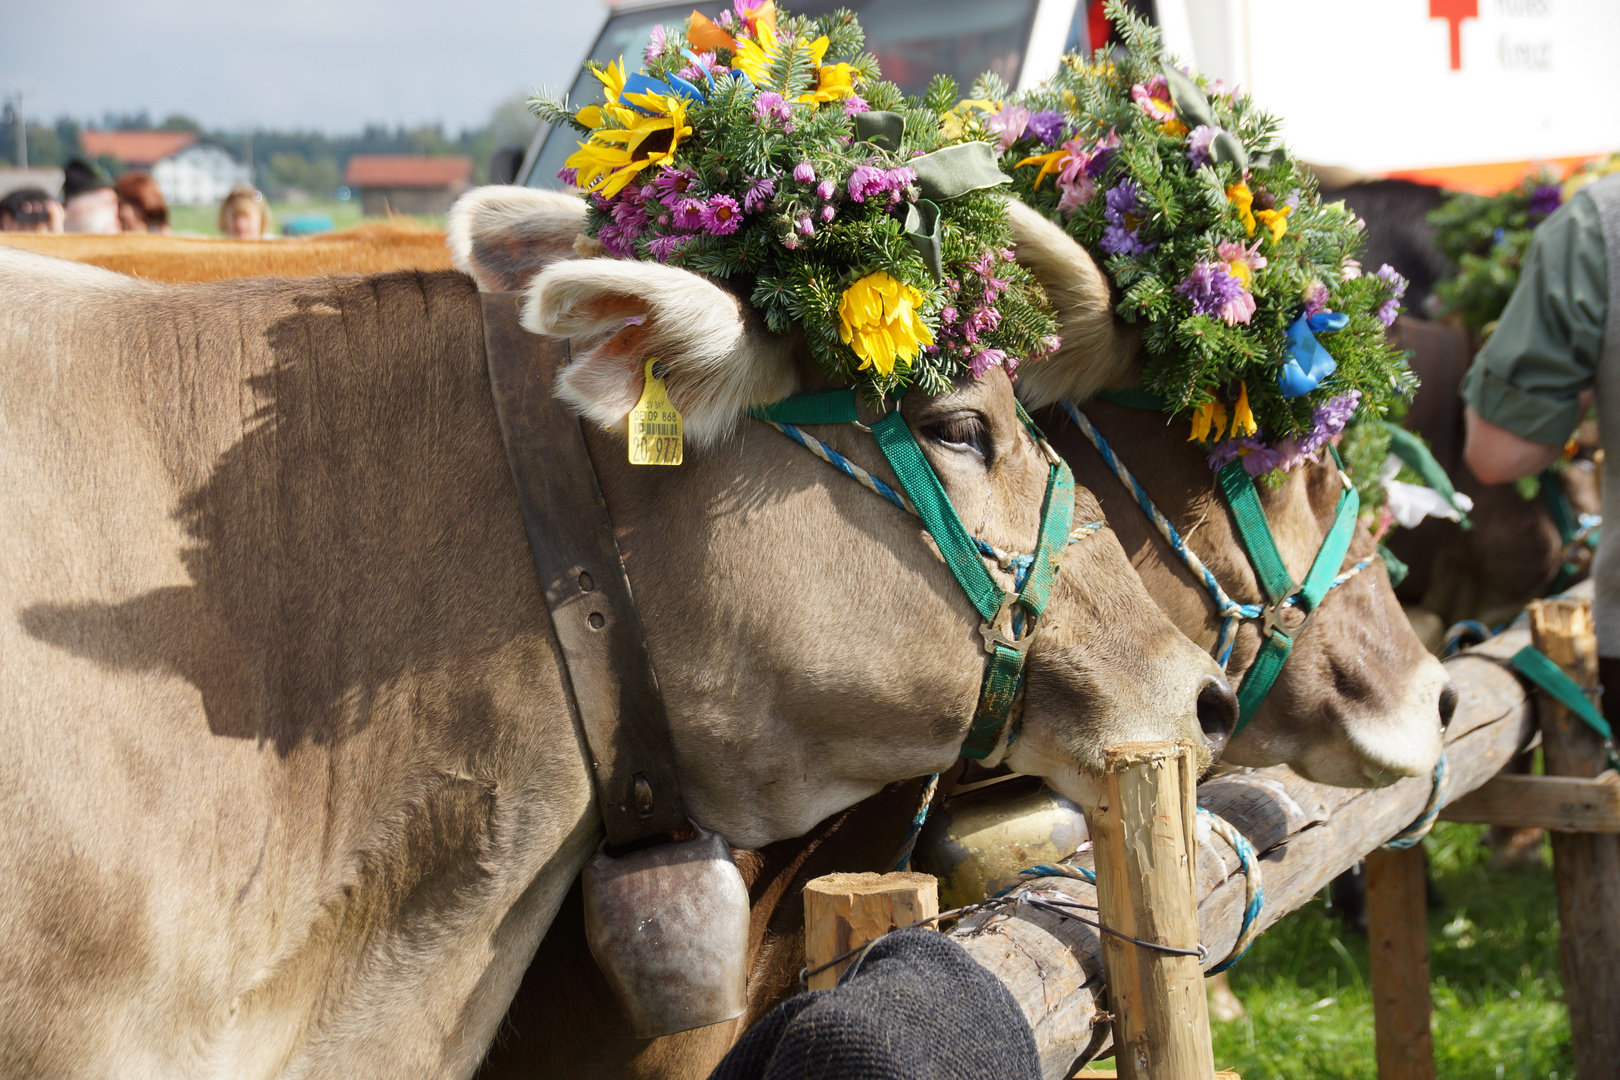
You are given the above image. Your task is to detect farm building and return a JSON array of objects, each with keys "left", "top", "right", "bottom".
[
  {"left": 151, "top": 143, "right": 254, "bottom": 207},
  {"left": 344, "top": 155, "right": 471, "bottom": 217},
  {"left": 77, "top": 129, "right": 197, "bottom": 170}
]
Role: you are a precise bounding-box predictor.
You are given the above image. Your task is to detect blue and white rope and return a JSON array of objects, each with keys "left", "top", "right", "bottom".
[
  {"left": 1200, "top": 807, "right": 1263, "bottom": 974},
  {"left": 987, "top": 807, "right": 1262, "bottom": 972},
  {"left": 892, "top": 772, "right": 942, "bottom": 872},
  {"left": 1060, "top": 401, "right": 1375, "bottom": 665},
  {"left": 1382, "top": 751, "right": 1449, "bottom": 850}
]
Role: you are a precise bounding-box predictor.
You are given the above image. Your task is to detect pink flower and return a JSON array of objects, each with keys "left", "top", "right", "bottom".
[
  {"left": 1216, "top": 238, "right": 1267, "bottom": 285},
  {"left": 1131, "top": 76, "right": 1176, "bottom": 122},
  {"left": 985, "top": 105, "right": 1031, "bottom": 151},
  {"left": 816, "top": 179, "right": 835, "bottom": 200},
  {"left": 743, "top": 176, "right": 776, "bottom": 213},
  {"left": 1302, "top": 280, "right": 1329, "bottom": 318},
  {"left": 796, "top": 215, "right": 815, "bottom": 236},
  {"left": 701, "top": 194, "right": 743, "bottom": 235},
  {"left": 818, "top": 204, "right": 835, "bottom": 222},
  {"left": 793, "top": 161, "right": 816, "bottom": 183},
  {"left": 644, "top": 24, "right": 667, "bottom": 62},
  {"left": 754, "top": 91, "right": 793, "bottom": 126},
  {"left": 673, "top": 197, "right": 706, "bottom": 230},
  {"left": 843, "top": 94, "right": 869, "bottom": 115}
]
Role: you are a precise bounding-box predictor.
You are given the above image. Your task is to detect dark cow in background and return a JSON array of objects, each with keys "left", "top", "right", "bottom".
[{"left": 1313, "top": 171, "right": 1453, "bottom": 318}]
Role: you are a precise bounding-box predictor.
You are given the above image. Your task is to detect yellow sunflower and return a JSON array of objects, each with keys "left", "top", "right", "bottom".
[{"left": 566, "top": 89, "right": 692, "bottom": 198}]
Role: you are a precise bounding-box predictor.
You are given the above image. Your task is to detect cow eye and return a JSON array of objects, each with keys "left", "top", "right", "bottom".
[{"left": 921, "top": 413, "right": 991, "bottom": 461}]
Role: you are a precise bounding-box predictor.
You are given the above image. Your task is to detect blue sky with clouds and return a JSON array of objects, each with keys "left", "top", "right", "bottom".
[{"left": 2, "top": 0, "right": 605, "bottom": 132}]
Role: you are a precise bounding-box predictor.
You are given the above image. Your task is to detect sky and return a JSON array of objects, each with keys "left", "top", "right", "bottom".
[{"left": 1, "top": 0, "right": 607, "bottom": 133}]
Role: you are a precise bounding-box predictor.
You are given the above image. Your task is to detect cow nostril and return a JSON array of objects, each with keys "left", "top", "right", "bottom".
[
  {"left": 1198, "top": 676, "right": 1239, "bottom": 760},
  {"left": 1438, "top": 681, "right": 1459, "bottom": 729}
]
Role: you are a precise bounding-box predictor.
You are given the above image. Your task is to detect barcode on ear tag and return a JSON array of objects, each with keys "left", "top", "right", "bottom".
[{"left": 628, "top": 357, "right": 683, "bottom": 466}]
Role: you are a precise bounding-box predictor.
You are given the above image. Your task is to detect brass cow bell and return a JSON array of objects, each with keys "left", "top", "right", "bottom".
[
  {"left": 582, "top": 824, "right": 751, "bottom": 1039},
  {"left": 910, "top": 775, "right": 1089, "bottom": 908}
]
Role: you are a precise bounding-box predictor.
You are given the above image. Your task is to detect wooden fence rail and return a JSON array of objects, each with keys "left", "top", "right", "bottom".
[{"left": 948, "top": 607, "right": 1545, "bottom": 1080}]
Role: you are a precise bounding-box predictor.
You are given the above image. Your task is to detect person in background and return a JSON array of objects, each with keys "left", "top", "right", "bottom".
[
  {"left": 1461, "top": 171, "right": 1617, "bottom": 721},
  {"left": 218, "top": 184, "right": 272, "bottom": 238},
  {"left": 114, "top": 171, "right": 171, "bottom": 234},
  {"left": 61, "top": 158, "right": 120, "bottom": 234},
  {"left": 0, "top": 187, "right": 64, "bottom": 233}
]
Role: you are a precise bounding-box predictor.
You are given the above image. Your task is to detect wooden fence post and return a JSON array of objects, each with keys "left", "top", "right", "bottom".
[
  {"left": 1528, "top": 597, "right": 1620, "bottom": 1080},
  {"left": 1091, "top": 741, "right": 1215, "bottom": 1080},
  {"left": 802, "top": 871, "right": 938, "bottom": 990},
  {"left": 1365, "top": 846, "right": 1435, "bottom": 1080}
]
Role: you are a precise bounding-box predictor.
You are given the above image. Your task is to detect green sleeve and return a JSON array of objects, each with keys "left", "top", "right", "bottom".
[{"left": 1459, "top": 190, "right": 1610, "bottom": 446}]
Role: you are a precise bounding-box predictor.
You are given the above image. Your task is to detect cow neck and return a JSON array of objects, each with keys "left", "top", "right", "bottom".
[
  {"left": 1065, "top": 394, "right": 1370, "bottom": 735},
  {"left": 752, "top": 387, "right": 1096, "bottom": 761},
  {"left": 482, "top": 292, "right": 689, "bottom": 852}
]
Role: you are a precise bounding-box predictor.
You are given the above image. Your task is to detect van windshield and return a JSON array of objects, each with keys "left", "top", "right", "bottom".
[{"left": 527, "top": 0, "right": 1042, "bottom": 189}]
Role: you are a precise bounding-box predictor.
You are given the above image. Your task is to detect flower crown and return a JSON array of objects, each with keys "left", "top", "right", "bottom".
[
  {"left": 1431, "top": 152, "right": 1620, "bottom": 336},
  {"left": 532, "top": 1, "right": 1059, "bottom": 400},
  {"left": 960, "top": 1, "right": 1412, "bottom": 477}
]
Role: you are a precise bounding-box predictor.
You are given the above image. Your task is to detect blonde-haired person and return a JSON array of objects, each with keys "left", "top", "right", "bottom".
[{"left": 219, "top": 184, "right": 273, "bottom": 238}]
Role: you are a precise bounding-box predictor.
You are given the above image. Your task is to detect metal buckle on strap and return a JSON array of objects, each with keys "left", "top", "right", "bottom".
[
  {"left": 1260, "top": 594, "right": 1312, "bottom": 642},
  {"left": 980, "top": 597, "right": 1037, "bottom": 656}
]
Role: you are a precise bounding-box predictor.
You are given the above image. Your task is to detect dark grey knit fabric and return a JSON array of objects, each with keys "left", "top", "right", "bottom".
[{"left": 706, "top": 927, "right": 1041, "bottom": 1080}]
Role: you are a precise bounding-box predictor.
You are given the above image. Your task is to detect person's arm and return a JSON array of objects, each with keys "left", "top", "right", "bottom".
[
  {"left": 1459, "top": 189, "right": 1609, "bottom": 482},
  {"left": 1464, "top": 404, "right": 1571, "bottom": 483}
]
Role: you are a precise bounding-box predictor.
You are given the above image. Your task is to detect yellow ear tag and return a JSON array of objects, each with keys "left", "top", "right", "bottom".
[{"left": 628, "top": 357, "right": 683, "bottom": 466}]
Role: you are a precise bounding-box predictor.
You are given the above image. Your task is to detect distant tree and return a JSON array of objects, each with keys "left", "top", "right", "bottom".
[{"left": 159, "top": 114, "right": 202, "bottom": 134}]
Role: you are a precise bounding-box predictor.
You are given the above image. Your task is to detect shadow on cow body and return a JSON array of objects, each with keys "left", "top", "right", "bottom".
[{"left": 0, "top": 183, "right": 1226, "bottom": 1077}]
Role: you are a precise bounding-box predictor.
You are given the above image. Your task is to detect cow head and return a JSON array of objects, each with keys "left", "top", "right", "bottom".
[
  {"left": 451, "top": 187, "right": 1236, "bottom": 843},
  {"left": 1005, "top": 200, "right": 1451, "bottom": 789}
]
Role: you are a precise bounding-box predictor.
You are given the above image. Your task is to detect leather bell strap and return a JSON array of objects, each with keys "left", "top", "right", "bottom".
[
  {"left": 1217, "top": 457, "right": 1360, "bottom": 734},
  {"left": 482, "top": 293, "right": 690, "bottom": 849}
]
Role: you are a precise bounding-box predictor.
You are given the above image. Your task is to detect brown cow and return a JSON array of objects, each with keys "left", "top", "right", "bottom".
[
  {"left": 471, "top": 193, "right": 1455, "bottom": 1080},
  {"left": 0, "top": 186, "right": 1226, "bottom": 1076}
]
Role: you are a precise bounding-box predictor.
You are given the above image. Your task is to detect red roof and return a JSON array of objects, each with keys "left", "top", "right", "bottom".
[
  {"left": 344, "top": 155, "right": 472, "bottom": 189},
  {"left": 78, "top": 130, "right": 197, "bottom": 167}
]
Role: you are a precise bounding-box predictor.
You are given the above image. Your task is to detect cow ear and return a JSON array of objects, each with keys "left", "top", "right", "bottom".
[
  {"left": 448, "top": 185, "right": 595, "bottom": 293},
  {"left": 1004, "top": 198, "right": 1141, "bottom": 409},
  {"left": 524, "top": 259, "right": 799, "bottom": 447}
]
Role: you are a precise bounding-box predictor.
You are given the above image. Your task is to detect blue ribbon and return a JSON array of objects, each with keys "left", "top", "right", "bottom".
[
  {"left": 620, "top": 71, "right": 705, "bottom": 113},
  {"left": 1277, "top": 311, "right": 1348, "bottom": 398}
]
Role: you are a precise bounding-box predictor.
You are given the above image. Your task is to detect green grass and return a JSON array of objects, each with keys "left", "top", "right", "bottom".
[{"left": 1090, "top": 821, "right": 1570, "bottom": 1078}]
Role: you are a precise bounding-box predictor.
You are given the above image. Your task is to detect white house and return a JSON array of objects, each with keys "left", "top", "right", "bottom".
[{"left": 152, "top": 143, "right": 252, "bottom": 207}]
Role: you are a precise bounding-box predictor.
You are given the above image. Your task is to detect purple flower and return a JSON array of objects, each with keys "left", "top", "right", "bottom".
[
  {"left": 968, "top": 349, "right": 1008, "bottom": 378},
  {"left": 743, "top": 176, "right": 776, "bottom": 213},
  {"left": 819, "top": 204, "right": 836, "bottom": 223},
  {"left": 1186, "top": 125, "right": 1219, "bottom": 168},
  {"left": 1302, "top": 280, "right": 1330, "bottom": 318},
  {"left": 645, "top": 24, "right": 668, "bottom": 62},
  {"left": 596, "top": 222, "right": 635, "bottom": 259},
  {"left": 653, "top": 169, "right": 697, "bottom": 206},
  {"left": 985, "top": 105, "right": 1031, "bottom": 151},
  {"left": 701, "top": 193, "right": 743, "bottom": 235},
  {"left": 793, "top": 161, "right": 816, "bottom": 183},
  {"left": 1100, "top": 179, "right": 1155, "bottom": 255},
  {"left": 754, "top": 91, "right": 793, "bottom": 126},
  {"left": 646, "top": 233, "right": 691, "bottom": 263},
  {"left": 1240, "top": 442, "right": 1287, "bottom": 476},
  {"left": 1374, "top": 264, "right": 1407, "bottom": 328},
  {"left": 1529, "top": 184, "right": 1563, "bottom": 219},
  {"left": 847, "top": 165, "right": 885, "bottom": 202},
  {"left": 796, "top": 215, "right": 815, "bottom": 236},
  {"left": 1176, "top": 261, "right": 1251, "bottom": 323},
  {"left": 673, "top": 197, "right": 706, "bottom": 230},
  {"left": 557, "top": 167, "right": 579, "bottom": 186},
  {"left": 843, "top": 95, "right": 869, "bottom": 115},
  {"left": 1300, "top": 390, "right": 1361, "bottom": 455},
  {"left": 816, "top": 179, "right": 835, "bottom": 200},
  {"left": 677, "top": 51, "right": 718, "bottom": 82},
  {"left": 1027, "top": 110, "right": 1065, "bottom": 146}
]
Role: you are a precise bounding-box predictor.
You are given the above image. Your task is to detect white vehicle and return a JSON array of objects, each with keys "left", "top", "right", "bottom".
[{"left": 516, "top": 0, "right": 1104, "bottom": 189}]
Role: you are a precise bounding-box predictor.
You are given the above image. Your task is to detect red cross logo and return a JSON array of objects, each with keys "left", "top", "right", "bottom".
[{"left": 1430, "top": 0, "right": 1478, "bottom": 70}]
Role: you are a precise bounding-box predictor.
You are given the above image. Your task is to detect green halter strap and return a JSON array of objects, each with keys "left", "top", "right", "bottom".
[
  {"left": 1094, "top": 389, "right": 1361, "bottom": 734},
  {"left": 1216, "top": 457, "right": 1360, "bottom": 733},
  {"left": 754, "top": 390, "right": 1075, "bottom": 759}
]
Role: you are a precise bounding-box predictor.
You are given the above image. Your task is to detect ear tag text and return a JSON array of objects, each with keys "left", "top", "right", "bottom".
[{"left": 628, "top": 357, "right": 683, "bottom": 466}]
